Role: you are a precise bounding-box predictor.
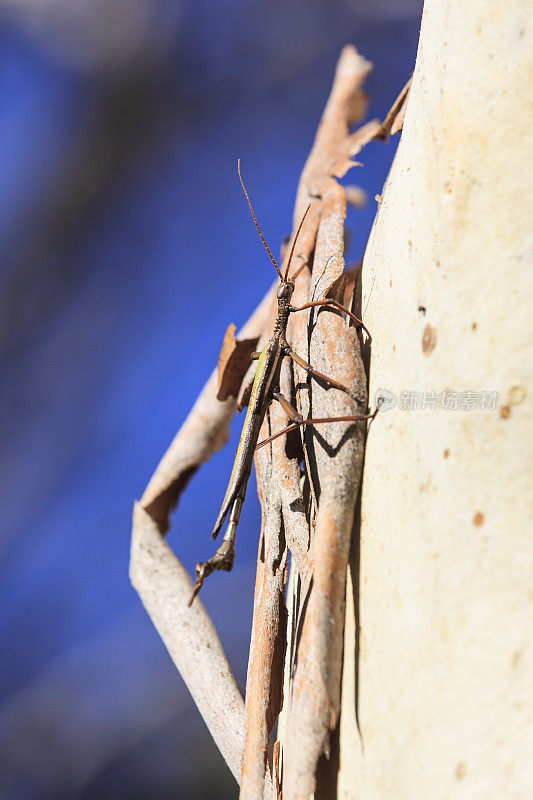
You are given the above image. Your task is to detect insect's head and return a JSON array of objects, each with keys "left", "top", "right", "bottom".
[{"left": 277, "top": 279, "right": 295, "bottom": 301}]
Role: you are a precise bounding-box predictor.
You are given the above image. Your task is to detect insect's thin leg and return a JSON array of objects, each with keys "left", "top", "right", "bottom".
[
  {"left": 272, "top": 390, "right": 303, "bottom": 422},
  {"left": 255, "top": 410, "right": 378, "bottom": 451},
  {"left": 289, "top": 259, "right": 308, "bottom": 281},
  {"left": 255, "top": 421, "right": 300, "bottom": 451},
  {"left": 290, "top": 299, "right": 371, "bottom": 338},
  {"left": 189, "top": 491, "right": 245, "bottom": 606},
  {"left": 286, "top": 349, "right": 349, "bottom": 392}
]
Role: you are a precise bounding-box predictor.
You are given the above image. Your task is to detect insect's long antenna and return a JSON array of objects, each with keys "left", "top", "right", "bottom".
[
  {"left": 284, "top": 203, "right": 311, "bottom": 280},
  {"left": 237, "top": 159, "right": 283, "bottom": 281}
]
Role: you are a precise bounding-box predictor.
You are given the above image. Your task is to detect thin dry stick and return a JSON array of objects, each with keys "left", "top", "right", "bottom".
[
  {"left": 130, "top": 504, "right": 245, "bottom": 780},
  {"left": 130, "top": 287, "right": 273, "bottom": 781}
]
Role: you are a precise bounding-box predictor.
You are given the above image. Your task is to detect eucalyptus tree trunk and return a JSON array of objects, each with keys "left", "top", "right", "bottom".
[{"left": 335, "top": 1, "right": 532, "bottom": 797}]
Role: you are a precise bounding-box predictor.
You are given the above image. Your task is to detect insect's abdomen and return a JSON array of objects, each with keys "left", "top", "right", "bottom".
[{"left": 211, "top": 341, "right": 280, "bottom": 539}]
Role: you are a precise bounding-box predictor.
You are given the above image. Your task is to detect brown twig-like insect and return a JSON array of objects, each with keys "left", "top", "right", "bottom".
[{"left": 189, "top": 162, "right": 376, "bottom": 605}]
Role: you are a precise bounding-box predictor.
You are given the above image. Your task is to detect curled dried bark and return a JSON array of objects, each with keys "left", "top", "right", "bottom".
[{"left": 376, "top": 75, "right": 412, "bottom": 139}]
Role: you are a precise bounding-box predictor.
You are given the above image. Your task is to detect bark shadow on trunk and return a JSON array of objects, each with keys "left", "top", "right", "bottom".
[{"left": 314, "top": 721, "right": 340, "bottom": 800}]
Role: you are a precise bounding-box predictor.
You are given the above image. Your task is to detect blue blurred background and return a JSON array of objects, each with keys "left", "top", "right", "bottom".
[{"left": 0, "top": 2, "right": 421, "bottom": 797}]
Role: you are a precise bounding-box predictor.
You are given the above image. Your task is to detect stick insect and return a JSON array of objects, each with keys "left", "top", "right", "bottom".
[{"left": 189, "top": 162, "right": 376, "bottom": 605}]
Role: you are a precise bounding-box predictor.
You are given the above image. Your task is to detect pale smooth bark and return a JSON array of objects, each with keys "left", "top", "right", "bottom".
[{"left": 338, "top": 1, "right": 533, "bottom": 798}]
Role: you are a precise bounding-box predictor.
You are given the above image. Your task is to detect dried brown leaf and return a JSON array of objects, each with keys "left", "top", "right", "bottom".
[{"left": 217, "top": 322, "right": 260, "bottom": 401}]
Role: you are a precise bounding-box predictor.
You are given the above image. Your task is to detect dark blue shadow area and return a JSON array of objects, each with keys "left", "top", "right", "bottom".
[{"left": 0, "top": 3, "right": 421, "bottom": 797}]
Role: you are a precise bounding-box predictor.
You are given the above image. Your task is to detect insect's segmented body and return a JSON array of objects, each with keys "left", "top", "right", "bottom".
[
  {"left": 211, "top": 336, "right": 283, "bottom": 539},
  {"left": 211, "top": 294, "right": 292, "bottom": 542},
  {"left": 188, "top": 285, "right": 298, "bottom": 604},
  {"left": 188, "top": 163, "right": 373, "bottom": 605}
]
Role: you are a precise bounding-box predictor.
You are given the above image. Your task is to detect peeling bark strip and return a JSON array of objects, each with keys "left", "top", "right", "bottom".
[
  {"left": 243, "top": 46, "right": 380, "bottom": 800},
  {"left": 376, "top": 75, "right": 412, "bottom": 139},
  {"left": 282, "top": 182, "right": 368, "bottom": 800},
  {"left": 240, "top": 354, "right": 310, "bottom": 800}
]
